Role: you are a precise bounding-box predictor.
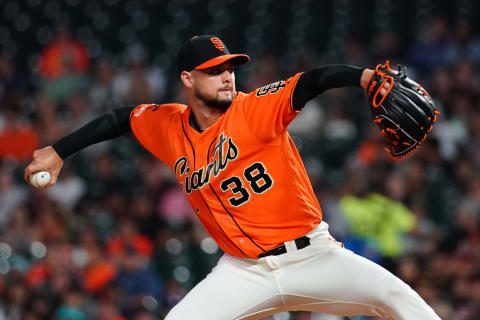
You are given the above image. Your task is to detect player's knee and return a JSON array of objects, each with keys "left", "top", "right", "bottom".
[
  {"left": 376, "top": 276, "right": 440, "bottom": 319},
  {"left": 388, "top": 276, "right": 416, "bottom": 299},
  {"left": 378, "top": 276, "right": 417, "bottom": 312},
  {"left": 370, "top": 275, "right": 410, "bottom": 312}
]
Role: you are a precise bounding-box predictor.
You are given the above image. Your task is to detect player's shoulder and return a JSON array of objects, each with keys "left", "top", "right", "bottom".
[{"left": 131, "top": 103, "right": 188, "bottom": 118}]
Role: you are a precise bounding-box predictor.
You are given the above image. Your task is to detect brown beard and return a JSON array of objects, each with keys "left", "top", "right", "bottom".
[{"left": 194, "top": 87, "right": 233, "bottom": 111}]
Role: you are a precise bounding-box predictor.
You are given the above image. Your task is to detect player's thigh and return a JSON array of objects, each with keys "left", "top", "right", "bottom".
[
  {"left": 280, "top": 244, "right": 409, "bottom": 317},
  {"left": 276, "top": 222, "right": 439, "bottom": 319},
  {"left": 165, "top": 254, "right": 281, "bottom": 320}
]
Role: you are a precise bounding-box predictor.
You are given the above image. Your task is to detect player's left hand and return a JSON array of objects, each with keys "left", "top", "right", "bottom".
[
  {"left": 24, "top": 146, "right": 63, "bottom": 188},
  {"left": 365, "top": 60, "right": 439, "bottom": 158},
  {"left": 361, "top": 69, "right": 390, "bottom": 96}
]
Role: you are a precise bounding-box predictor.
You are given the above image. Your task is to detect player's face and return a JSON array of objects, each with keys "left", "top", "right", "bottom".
[{"left": 192, "top": 61, "right": 236, "bottom": 111}]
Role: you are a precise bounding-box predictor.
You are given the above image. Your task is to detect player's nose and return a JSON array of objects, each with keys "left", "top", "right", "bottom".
[{"left": 220, "top": 69, "right": 234, "bottom": 83}]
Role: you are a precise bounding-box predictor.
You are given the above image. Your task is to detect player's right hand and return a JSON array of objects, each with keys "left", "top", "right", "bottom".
[{"left": 24, "top": 146, "right": 63, "bottom": 188}]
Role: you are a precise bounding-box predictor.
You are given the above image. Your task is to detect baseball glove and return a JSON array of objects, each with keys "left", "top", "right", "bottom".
[{"left": 366, "top": 60, "right": 439, "bottom": 158}]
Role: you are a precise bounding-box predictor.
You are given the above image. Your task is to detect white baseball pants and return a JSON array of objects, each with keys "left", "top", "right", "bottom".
[{"left": 165, "top": 222, "right": 440, "bottom": 320}]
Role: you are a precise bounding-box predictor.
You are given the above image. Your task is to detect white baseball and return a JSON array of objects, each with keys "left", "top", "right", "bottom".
[{"left": 30, "top": 171, "right": 51, "bottom": 188}]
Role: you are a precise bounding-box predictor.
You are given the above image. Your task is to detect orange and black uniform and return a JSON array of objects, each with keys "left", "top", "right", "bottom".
[
  {"left": 131, "top": 73, "right": 321, "bottom": 258},
  {"left": 52, "top": 65, "right": 364, "bottom": 258}
]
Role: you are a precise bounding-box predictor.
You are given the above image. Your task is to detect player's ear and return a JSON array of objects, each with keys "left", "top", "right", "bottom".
[{"left": 180, "top": 71, "right": 194, "bottom": 89}]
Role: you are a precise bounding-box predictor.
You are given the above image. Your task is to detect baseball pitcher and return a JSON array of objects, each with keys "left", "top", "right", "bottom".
[{"left": 25, "top": 35, "right": 440, "bottom": 319}]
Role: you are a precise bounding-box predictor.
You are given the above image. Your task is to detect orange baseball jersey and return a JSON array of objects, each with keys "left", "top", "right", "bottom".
[{"left": 130, "top": 72, "right": 322, "bottom": 258}]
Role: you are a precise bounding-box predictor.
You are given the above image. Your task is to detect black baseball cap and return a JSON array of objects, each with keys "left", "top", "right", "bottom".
[{"left": 177, "top": 35, "right": 250, "bottom": 73}]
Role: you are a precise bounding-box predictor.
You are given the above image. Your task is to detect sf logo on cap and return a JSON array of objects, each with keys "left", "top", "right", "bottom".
[{"left": 210, "top": 37, "right": 224, "bottom": 52}]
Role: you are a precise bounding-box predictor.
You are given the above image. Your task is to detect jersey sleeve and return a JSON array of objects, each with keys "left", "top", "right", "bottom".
[
  {"left": 241, "top": 72, "right": 303, "bottom": 142},
  {"left": 129, "top": 104, "right": 179, "bottom": 164}
]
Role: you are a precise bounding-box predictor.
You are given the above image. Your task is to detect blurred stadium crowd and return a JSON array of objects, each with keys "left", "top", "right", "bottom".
[{"left": 0, "top": 0, "right": 480, "bottom": 319}]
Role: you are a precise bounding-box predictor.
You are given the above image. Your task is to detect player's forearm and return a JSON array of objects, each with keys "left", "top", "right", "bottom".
[
  {"left": 292, "top": 64, "right": 364, "bottom": 110},
  {"left": 52, "top": 106, "right": 134, "bottom": 159}
]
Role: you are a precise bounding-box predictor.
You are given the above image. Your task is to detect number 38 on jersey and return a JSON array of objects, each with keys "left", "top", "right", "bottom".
[{"left": 220, "top": 162, "right": 274, "bottom": 207}]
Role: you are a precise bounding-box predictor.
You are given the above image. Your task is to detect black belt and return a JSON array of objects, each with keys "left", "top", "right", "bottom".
[{"left": 259, "top": 236, "right": 311, "bottom": 258}]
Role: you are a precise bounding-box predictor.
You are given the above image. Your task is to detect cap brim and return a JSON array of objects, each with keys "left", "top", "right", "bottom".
[{"left": 195, "top": 54, "right": 250, "bottom": 70}]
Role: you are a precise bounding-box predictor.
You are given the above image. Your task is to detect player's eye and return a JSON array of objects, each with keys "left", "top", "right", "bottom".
[
  {"left": 204, "top": 68, "right": 221, "bottom": 75},
  {"left": 204, "top": 67, "right": 233, "bottom": 76}
]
